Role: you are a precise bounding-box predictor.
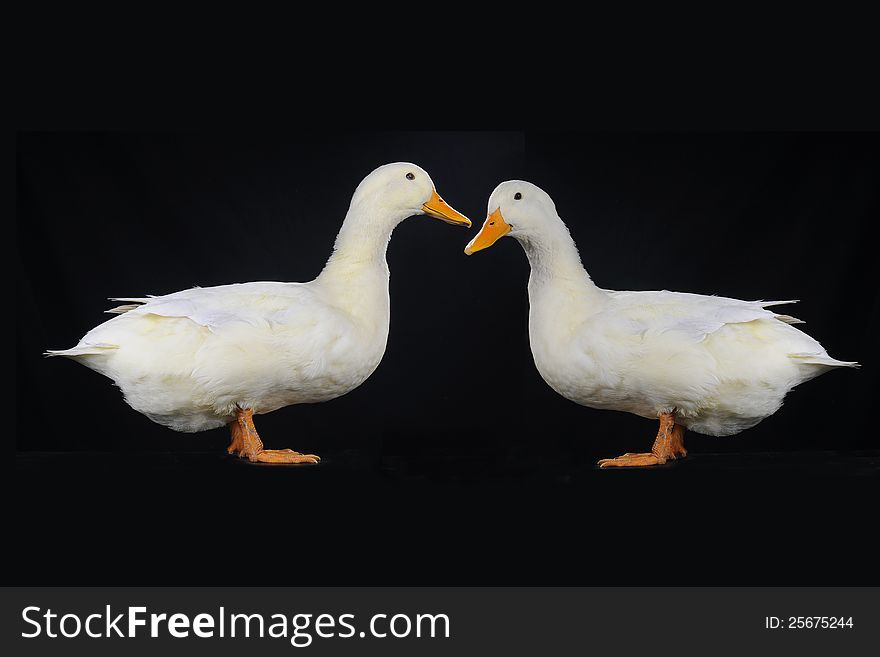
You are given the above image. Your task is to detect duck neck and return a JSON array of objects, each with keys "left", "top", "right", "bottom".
[
  {"left": 315, "top": 199, "right": 407, "bottom": 321},
  {"left": 517, "top": 218, "right": 607, "bottom": 353},
  {"left": 519, "top": 219, "right": 603, "bottom": 302}
]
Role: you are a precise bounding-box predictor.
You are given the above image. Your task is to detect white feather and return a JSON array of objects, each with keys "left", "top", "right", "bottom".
[
  {"left": 484, "top": 180, "right": 858, "bottom": 438},
  {"left": 46, "top": 163, "right": 459, "bottom": 433}
]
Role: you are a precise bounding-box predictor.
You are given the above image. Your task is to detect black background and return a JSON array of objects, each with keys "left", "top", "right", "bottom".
[{"left": 14, "top": 131, "right": 878, "bottom": 586}]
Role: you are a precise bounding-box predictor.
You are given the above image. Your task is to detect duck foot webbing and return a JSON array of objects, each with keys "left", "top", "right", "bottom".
[
  {"left": 598, "top": 412, "right": 687, "bottom": 468},
  {"left": 227, "top": 407, "right": 320, "bottom": 464}
]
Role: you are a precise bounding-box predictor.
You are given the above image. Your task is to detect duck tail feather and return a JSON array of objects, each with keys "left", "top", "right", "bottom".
[
  {"left": 789, "top": 352, "right": 860, "bottom": 368},
  {"left": 44, "top": 343, "right": 118, "bottom": 358},
  {"left": 759, "top": 299, "right": 800, "bottom": 308},
  {"left": 105, "top": 304, "right": 142, "bottom": 314},
  {"left": 105, "top": 296, "right": 154, "bottom": 314}
]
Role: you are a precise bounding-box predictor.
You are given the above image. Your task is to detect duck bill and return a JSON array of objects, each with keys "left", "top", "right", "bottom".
[
  {"left": 464, "top": 208, "right": 511, "bottom": 255},
  {"left": 422, "top": 189, "right": 472, "bottom": 227}
]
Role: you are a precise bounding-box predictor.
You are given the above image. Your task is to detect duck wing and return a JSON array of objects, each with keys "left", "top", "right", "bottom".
[
  {"left": 598, "top": 290, "right": 857, "bottom": 368},
  {"left": 603, "top": 290, "right": 803, "bottom": 342},
  {"left": 46, "top": 282, "right": 322, "bottom": 358},
  {"left": 111, "top": 282, "right": 320, "bottom": 331}
]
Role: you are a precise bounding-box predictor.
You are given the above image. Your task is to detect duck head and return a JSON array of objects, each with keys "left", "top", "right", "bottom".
[
  {"left": 464, "top": 180, "right": 558, "bottom": 254},
  {"left": 351, "top": 162, "right": 472, "bottom": 228}
]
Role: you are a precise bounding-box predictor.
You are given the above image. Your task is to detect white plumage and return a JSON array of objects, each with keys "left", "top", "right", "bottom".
[
  {"left": 466, "top": 180, "right": 857, "bottom": 446},
  {"left": 47, "top": 163, "right": 471, "bottom": 444},
  {"left": 49, "top": 282, "right": 380, "bottom": 432}
]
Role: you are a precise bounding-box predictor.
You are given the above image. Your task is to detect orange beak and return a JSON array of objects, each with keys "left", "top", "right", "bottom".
[
  {"left": 464, "top": 208, "right": 511, "bottom": 255},
  {"left": 421, "top": 189, "right": 472, "bottom": 227}
]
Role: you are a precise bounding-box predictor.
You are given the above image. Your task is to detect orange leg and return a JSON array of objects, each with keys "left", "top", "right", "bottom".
[
  {"left": 598, "top": 411, "right": 687, "bottom": 468},
  {"left": 227, "top": 407, "right": 320, "bottom": 464}
]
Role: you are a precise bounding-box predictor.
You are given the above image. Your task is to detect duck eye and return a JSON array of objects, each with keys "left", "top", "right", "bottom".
[
  {"left": 514, "top": 192, "right": 522, "bottom": 200},
  {"left": 406, "top": 172, "right": 415, "bottom": 180}
]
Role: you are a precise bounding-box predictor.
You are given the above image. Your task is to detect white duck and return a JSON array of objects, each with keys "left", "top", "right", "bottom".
[
  {"left": 464, "top": 180, "right": 857, "bottom": 467},
  {"left": 47, "top": 162, "right": 472, "bottom": 464}
]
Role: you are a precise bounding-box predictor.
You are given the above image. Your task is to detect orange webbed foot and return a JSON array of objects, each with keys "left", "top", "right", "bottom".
[
  {"left": 227, "top": 407, "right": 321, "bottom": 465},
  {"left": 598, "top": 412, "right": 688, "bottom": 468},
  {"left": 249, "top": 449, "right": 320, "bottom": 464},
  {"left": 598, "top": 452, "right": 666, "bottom": 468}
]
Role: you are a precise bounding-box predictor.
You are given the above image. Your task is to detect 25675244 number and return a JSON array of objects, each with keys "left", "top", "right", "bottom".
[{"left": 790, "top": 617, "right": 853, "bottom": 629}]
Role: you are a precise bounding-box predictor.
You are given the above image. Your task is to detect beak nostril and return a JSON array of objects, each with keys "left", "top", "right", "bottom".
[{"left": 489, "top": 221, "right": 495, "bottom": 226}]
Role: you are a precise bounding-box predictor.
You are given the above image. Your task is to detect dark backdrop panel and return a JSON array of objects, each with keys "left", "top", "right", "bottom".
[
  {"left": 16, "top": 131, "right": 526, "bottom": 454},
  {"left": 13, "top": 132, "right": 878, "bottom": 587},
  {"left": 17, "top": 132, "right": 876, "bottom": 456}
]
